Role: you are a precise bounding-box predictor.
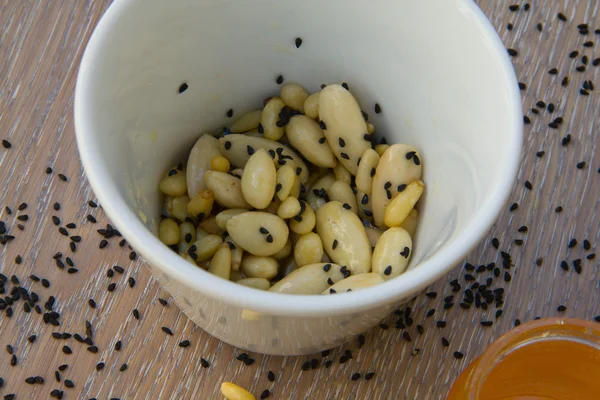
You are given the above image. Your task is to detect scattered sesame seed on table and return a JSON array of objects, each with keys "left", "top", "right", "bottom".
[{"left": 0, "top": 1, "right": 599, "bottom": 399}]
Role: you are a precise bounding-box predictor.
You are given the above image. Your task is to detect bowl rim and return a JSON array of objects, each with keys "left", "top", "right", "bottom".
[{"left": 74, "top": 0, "right": 523, "bottom": 317}]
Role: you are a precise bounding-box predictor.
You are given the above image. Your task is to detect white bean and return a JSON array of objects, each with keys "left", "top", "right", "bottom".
[
  {"left": 315, "top": 201, "right": 371, "bottom": 274},
  {"left": 199, "top": 215, "right": 225, "bottom": 236},
  {"left": 221, "top": 382, "right": 255, "bottom": 400},
  {"left": 371, "top": 144, "right": 423, "bottom": 228},
  {"left": 187, "top": 189, "right": 214, "bottom": 217},
  {"left": 159, "top": 169, "right": 187, "bottom": 197},
  {"left": 178, "top": 222, "right": 196, "bottom": 253},
  {"left": 240, "top": 149, "right": 276, "bottom": 209},
  {"left": 366, "top": 122, "right": 375, "bottom": 134},
  {"left": 306, "top": 173, "right": 335, "bottom": 211},
  {"left": 208, "top": 244, "right": 231, "bottom": 280},
  {"left": 327, "top": 181, "right": 358, "bottom": 215},
  {"left": 285, "top": 115, "right": 337, "bottom": 168},
  {"left": 224, "top": 236, "right": 244, "bottom": 271},
  {"left": 210, "top": 155, "right": 230, "bottom": 173},
  {"left": 196, "top": 226, "right": 209, "bottom": 240},
  {"left": 374, "top": 144, "right": 389, "bottom": 157},
  {"left": 163, "top": 195, "right": 174, "bottom": 218},
  {"left": 237, "top": 277, "right": 270, "bottom": 290},
  {"left": 230, "top": 270, "right": 245, "bottom": 282},
  {"left": 401, "top": 209, "right": 419, "bottom": 238},
  {"left": 260, "top": 97, "right": 286, "bottom": 140},
  {"left": 240, "top": 255, "right": 279, "bottom": 280},
  {"left": 272, "top": 239, "right": 292, "bottom": 260},
  {"left": 226, "top": 212, "right": 289, "bottom": 256},
  {"left": 280, "top": 83, "right": 308, "bottom": 112},
  {"left": 318, "top": 84, "right": 371, "bottom": 174},
  {"left": 170, "top": 195, "right": 191, "bottom": 222},
  {"left": 159, "top": 218, "right": 180, "bottom": 245},
  {"left": 275, "top": 165, "right": 296, "bottom": 201},
  {"left": 186, "top": 135, "right": 221, "bottom": 198},
  {"left": 355, "top": 190, "right": 374, "bottom": 222},
  {"left": 218, "top": 135, "right": 309, "bottom": 183},
  {"left": 277, "top": 196, "right": 301, "bottom": 219},
  {"left": 188, "top": 234, "right": 223, "bottom": 262},
  {"left": 355, "top": 149, "right": 380, "bottom": 195},
  {"left": 333, "top": 163, "right": 352, "bottom": 185},
  {"left": 303, "top": 92, "right": 320, "bottom": 120},
  {"left": 230, "top": 109, "right": 262, "bottom": 133},
  {"left": 384, "top": 180, "right": 424, "bottom": 227},
  {"left": 216, "top": 209, "right": 247, "bottom": 230},
  {"left": 204, "top": 171, "right": 251, "bottom": 209},
  {"left": 322, "top": 273, "right": 384, "bottom": 294},
  {"left": 372, "top": 227, "right": 412, "bottom": 280},
  {"left": 294, "top": 232, "right": 324, "bottom": 268},
  {"left": 289, "top": 201, "right": 315, "bottom": 235},
  {"left": 268, "top": 263, "right": 344, "bottom": 294}
]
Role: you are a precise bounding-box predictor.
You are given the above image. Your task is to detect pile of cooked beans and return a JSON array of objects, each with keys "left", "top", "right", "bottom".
[{"left": 158, "top": 83, "right": 424, "bottom": 295}]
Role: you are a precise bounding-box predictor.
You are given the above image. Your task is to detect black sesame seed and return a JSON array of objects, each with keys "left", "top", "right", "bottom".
[
  {"left": 266, "top": 234, "right": 273, "bottom": 243},
  {"left": 491, "top": 238, "right": 500, "bottom": 249},
  {"left": 523, "top": 116, "right": 531, "bottom": 124},
  {"left": 343, "top": 203, "right": 351, "bottom": 210},
  {"left": 507, "top": 48, "right": 518, "bottom": 56},
  {"left": 62, "top": 345, "right": 72, "bottom": 354},
  {"left": 247, "top": 145, "right": 255, "bottom": 155},
  {"left": 481, "top": 321, "right": 493, "bottom": 327},
  {"left": 340, "top": 152, "right": 349, "bottom": 160},
  {"left": 119, "top": 363, "right": 128, "bottom": 372},
  {"left": 557, "top": 12, "right": 567, "bottom": 21},
  {"left": 178, "top": 83, "right": 188, "bottom": 94},
  {"left": 441, "top": 337, "right": 450, "bottom": 347},
  {"left": 453, "top": 351, "right": 464, "bottom": 359},
  {"left": 338, "top": 137, "right": 345, "bottom": 147},
  {"left": 568, "top": 239, "right": 578, "bottom": 248},
  {"left": 88, "top": 345, "right": 99, "bottom": 353},
  {"left": 58, "top": 173, "right": 67, "bottom": 181},
  {"left": 383, "top": 265, "right": 392, "bottom": 276},
  {"left": 226, "top": 109, "right": 233, "bottom": 118},
  {"left": 508, "top": 4, "right": 519, "bottom": 11},
  {"left": 224, "top": 141, "right": 231, "bottom": 150},
  {"left": 107, "top": 283, "right": 116, "bottom": 292},
  {"left": 536, "top": 23, "right": 543, "bottom": 31},
  {"left": 548, "top": 68, "right": 558, "bottom": 75},
  {"left": 583, "top": 41, "right": 594, "bottom": 47},
  {"left": 504, "top": 271, "right": 512, "bottom": 282},
  {"left": 576, "top": 161, "right": 586, "bottom": 169},
  {"left": 557, "top": 305, "right": 567, "bottom": 312},
  {"left": 332, "top": 240, "right": 338, "bottom": 250},
  {"left": 295, "top": 37, "right": 303, "bottom": 48},
  {"left": 562, "top": 76, "right": 570, "bottom": 87},
  {"left": 161, "top": 327, "right": 173, "bottom": 335},
  {"left": 2, "top": 139, "right": 12, "bottom": 149},
  {"left": 518, "top": 82, "right": 526, "bottom": 90},
  {"left": 341, "top": 82, "right": 349, "bottom": 90}
]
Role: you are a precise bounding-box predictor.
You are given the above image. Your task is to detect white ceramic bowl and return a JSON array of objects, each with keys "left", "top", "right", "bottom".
[{"left": 75, "top": 0, "right": 522, "bottom": 355}]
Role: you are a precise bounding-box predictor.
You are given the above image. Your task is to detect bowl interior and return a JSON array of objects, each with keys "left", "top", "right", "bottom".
[{"left": 76, "top": 0, "right": 521, "bottom": 311}]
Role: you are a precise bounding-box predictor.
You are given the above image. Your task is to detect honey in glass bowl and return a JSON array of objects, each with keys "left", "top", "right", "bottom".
[{"left": 448, "top": 318, "right": 600, "bottom": 400}]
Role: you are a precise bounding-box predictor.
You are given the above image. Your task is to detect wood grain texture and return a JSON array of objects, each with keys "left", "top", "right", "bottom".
[{"left": 0, "top": 0, "right": 599, "bottom": 399}]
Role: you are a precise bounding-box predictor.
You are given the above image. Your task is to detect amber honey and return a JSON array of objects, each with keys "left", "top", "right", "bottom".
[{"left": 448, "top": 318, "right": 600, "bottom": 400}]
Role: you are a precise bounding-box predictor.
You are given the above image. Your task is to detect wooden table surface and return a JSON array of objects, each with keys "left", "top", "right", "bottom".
[{"left": 1, "top": 1, "right": 599, "bottom": 399}]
